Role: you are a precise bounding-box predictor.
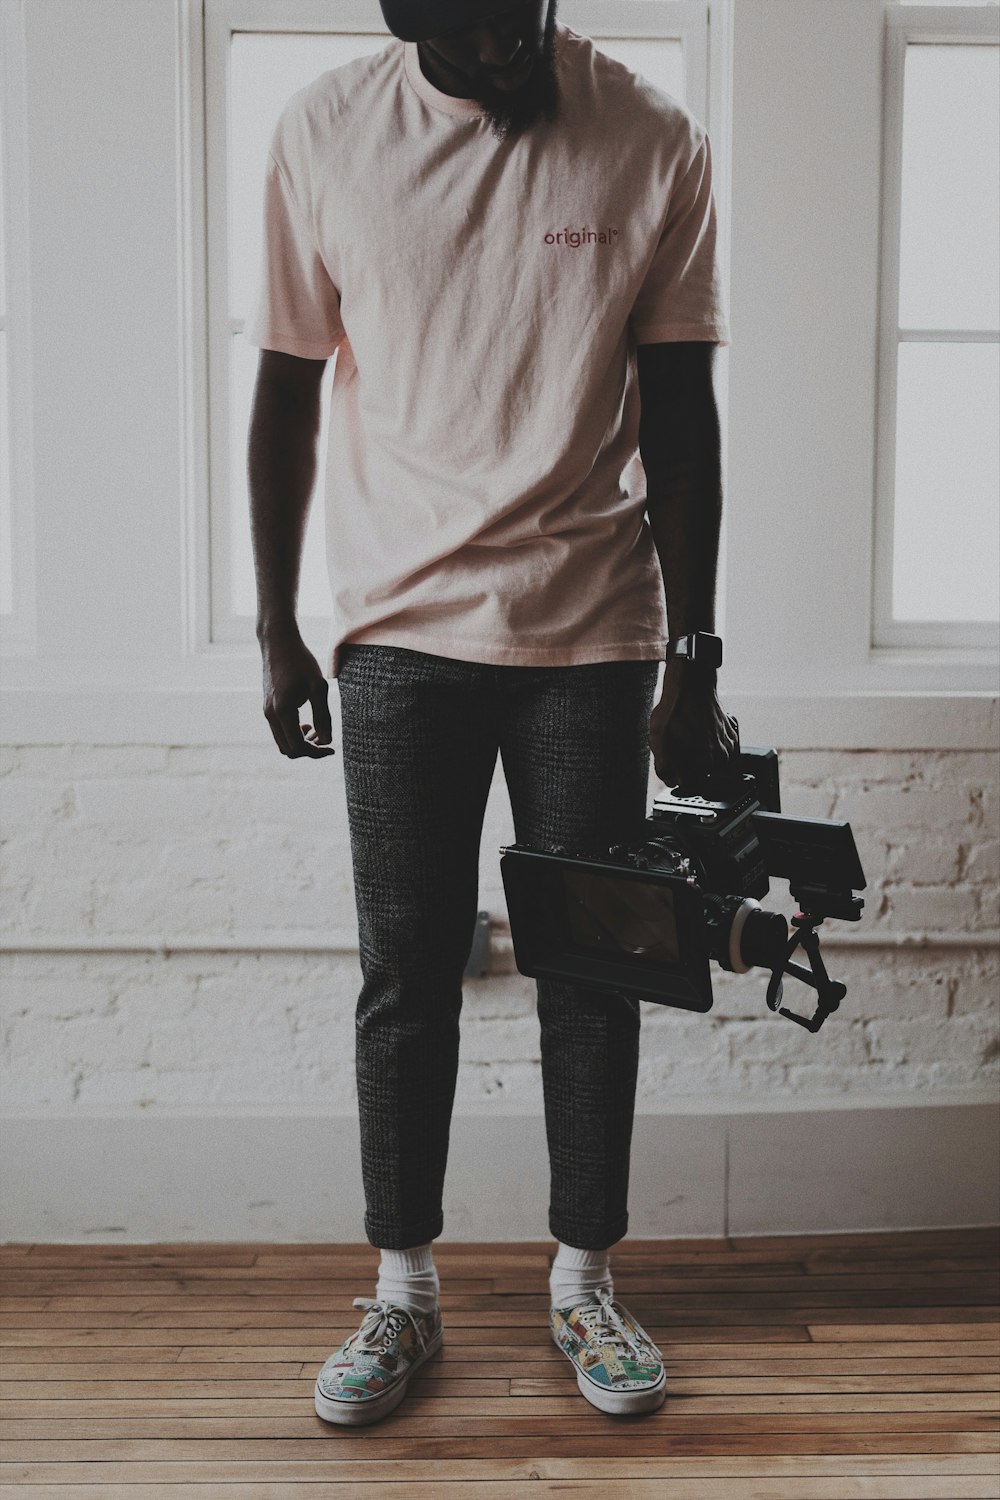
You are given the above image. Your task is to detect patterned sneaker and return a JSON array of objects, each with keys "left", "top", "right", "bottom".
[
  {"left": 313, "top": 1296, "right": 443, "bottom": 1426},
  {"left": 550, "top": 1286, "right": 667, "bottom": 1415}
]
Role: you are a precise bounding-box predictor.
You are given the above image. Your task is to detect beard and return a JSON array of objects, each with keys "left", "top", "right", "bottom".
[{"left": 469, "top": 2, "right": 561, "bottom": 143}]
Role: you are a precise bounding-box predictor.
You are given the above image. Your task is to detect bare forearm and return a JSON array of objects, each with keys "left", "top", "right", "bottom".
[
  {"left": 643, "top": 423, "right": 736, "bottom": 785},
  {"left": 247, "top": 366, "right": 322, "bottom": 639},
  {"left": 641, "top": 399, "right": 723, "bottom": 645},
  {"left": 636, "top": 345, "right": 737, "bottom": 786}
]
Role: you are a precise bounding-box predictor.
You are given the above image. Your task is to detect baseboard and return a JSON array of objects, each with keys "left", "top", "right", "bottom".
[{"left": 1, "top": 1103, "right": 997, "bottom": 1242}]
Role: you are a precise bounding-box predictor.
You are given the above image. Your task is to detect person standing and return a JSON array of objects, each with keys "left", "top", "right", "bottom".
[{"left": 247, "top": 0, "right": 736, "bottom": 1424}]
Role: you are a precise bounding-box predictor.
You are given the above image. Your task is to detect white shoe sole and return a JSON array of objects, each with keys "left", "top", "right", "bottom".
[
  {"left": 313, "top": 1327, "right": 443, "bottom": 1426},
  {"left": 552, "top": 1329, "right": 667, "bottom": 1415}
]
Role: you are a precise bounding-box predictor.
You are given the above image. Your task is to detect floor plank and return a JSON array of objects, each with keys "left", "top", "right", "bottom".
[
  {"left": 3, "top": 1455, "right": 1000, "bottom": 1481},
  {"left": 3, "top": 1429, "right": 998, "bottom": 1463},
  {"left": 0, "top": 1477, "right": 999, "bottom": 1498}
]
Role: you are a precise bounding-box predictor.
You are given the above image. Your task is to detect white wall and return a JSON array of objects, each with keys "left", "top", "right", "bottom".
[{"left": 1, "top": 0, "right": 997, "bottom": 1241}]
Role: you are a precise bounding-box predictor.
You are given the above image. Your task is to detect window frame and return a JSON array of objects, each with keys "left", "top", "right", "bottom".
[
  {"left": 874, "top": 2, "right": 1000, "bottom": 651},
  {"left": 0, "top": 0, "right": 36, "bottom": 656}
]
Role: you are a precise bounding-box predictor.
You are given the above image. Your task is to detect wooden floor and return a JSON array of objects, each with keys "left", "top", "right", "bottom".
[{"left": 1, "top": 1229, "right": 998, "bottom": 1499}]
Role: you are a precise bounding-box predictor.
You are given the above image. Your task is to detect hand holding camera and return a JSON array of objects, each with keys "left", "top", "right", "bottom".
[
  {"left": 650, "top": 661, "right": 740, "bottom": 790},
  {"left": 649, "top": 630, "right": 739, "bottom": 789}
]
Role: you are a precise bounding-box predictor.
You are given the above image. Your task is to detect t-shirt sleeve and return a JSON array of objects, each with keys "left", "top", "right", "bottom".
[
  {"left": 629, "top": 132, "right": 730, "bottom": 348},
  {"left": 245, "top": 153, "right": 346, "bottom": 359}
]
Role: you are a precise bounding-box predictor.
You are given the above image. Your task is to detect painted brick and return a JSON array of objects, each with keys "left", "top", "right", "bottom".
[
  {"left": 963, "top": 840, "right": 1000, "bottom": 885},
  {"left": 73, "top": 1066, "right": 224, "bottom": 1109},
  {"left": 820, "top": 951, "right": 954, "bottom": 1021},
  {"left": 874, "top": 883, "right": 981, "bottom": 933},
  {"left": 636, "top": 1025, "right": 733, "bottom": 1086},
  {"left": 0, "top": 779, "right": 77, "bottom": 825},
  {"left": 462, "top": 973, "right": 538, "bottom": 1021},
  {"left": 981, "top": 786, "right": 999, "bottom": 834},
  {"left": 455, "top": 1059, "right": 542, "bottom": 1104},
  {"left": 14, "top": 746, "right": 171, "bottom": 777},
  {"left": 72, "top": 777, "right": 271, "bottom": 827},
  {"left": 723, "top": 1014, "right": 869, "bottom": 1069},
  {"left": 950, "top": 952, "right": 1000, "bottom": 1017},
  {"left": 976, "top": 885, "right": 1000, "bottom": 931},
  {"left": 835, "top": 782, "right": 982, "bottom": 833},
  {"left": 0, "top": 876, "right": 35, "bottom": 931},
  {"left": 458, "top": 1016, "right": 549, "bottom": 1065},
  {"left": 775, "top": 783, "right": 839, "bottom": 819},
  {"left": 884, "top": 837, "right": 961, "bottom": 886},
  {"left": 18, "top": 874, "right": 101, "bottom": 935},
  {"left": 860, "top": 1014, "right": 999, "bottom": 1075},
  {"left": 164, "top": 745, "right": 296, "bottom": 777}
]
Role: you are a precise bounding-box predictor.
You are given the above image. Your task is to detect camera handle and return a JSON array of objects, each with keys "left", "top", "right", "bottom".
[{"left": 765, "top": 912, "right": 847, "bottom": 1032}]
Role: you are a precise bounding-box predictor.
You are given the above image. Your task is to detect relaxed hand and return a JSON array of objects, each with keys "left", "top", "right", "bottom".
[{"left": 260, "top": 627, "right": 335, "bottom": 760}]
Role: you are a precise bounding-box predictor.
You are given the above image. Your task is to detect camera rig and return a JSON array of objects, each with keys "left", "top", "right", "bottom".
[{"left": 500, "top": 745, "right": 866, "bottom": 1034}]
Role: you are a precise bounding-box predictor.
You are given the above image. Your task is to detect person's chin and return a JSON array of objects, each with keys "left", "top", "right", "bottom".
[{"left": 478, "top": 74, "right": 559, "bottom": 140}]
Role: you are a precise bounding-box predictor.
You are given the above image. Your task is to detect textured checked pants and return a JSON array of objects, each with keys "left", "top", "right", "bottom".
[{"left": 336, "top": 644, "right": 660, "bottom": 1251}]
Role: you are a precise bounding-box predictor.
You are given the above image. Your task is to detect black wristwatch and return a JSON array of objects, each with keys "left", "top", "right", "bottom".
[{"left": 665, "top": 632, "right": 723, "bottom": 671}]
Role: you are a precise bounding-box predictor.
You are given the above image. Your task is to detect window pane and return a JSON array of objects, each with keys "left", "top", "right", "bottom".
[
  {"left": 0, "top": 101, "right": 6, "bottom": 320},
  {"left": 230, "top": 32, "right": 387, "bottom": 317},
  {"left": 0, "top": 87, "right": 7, "bottom": 614},
  {"left": 229, "top": 331, "right": 331, "bottom": 618},
  {"left": 0, "top": 332, "right": 11, "bottom": 616},
  {"left": 899, "top": 43, "right": 1000, "bottom": 330},
  {"left": 892, "top": 340, "right": 1000, "bottom": 622}
]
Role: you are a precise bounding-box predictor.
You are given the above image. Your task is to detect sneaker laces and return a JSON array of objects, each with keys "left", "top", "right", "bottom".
[
  {"left": 350, "top": 1297, "right": 429, "bottom": 1358},
  {"left": 574, "top": 1286, "right": 646, "bottom": 1361}
]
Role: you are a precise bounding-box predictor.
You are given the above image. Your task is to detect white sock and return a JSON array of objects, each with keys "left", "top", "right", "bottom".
[
  {"left": 375, "top": 1243, "right": 440, "bottom": 1315},
  {"left": 549, "top": 1242, "right": 614, "bottom": 1310}
]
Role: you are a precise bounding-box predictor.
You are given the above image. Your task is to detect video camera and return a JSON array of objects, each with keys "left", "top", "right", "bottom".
[{"left": 500, "top": 734, "right": 866, "bottom": 1033}]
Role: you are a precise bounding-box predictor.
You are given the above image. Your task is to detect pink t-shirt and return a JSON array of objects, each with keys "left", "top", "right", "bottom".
[{"left": 247, "top": 23, "right": 729, "bottom": 677}]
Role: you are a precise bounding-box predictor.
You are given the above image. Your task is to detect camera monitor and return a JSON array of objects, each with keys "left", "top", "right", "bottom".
[
  {"left": 500, "top": 847, "right": 714, "bottom": 1012},
  {"left": 751, "top": 811, "right": 866, "bottom": 919}
]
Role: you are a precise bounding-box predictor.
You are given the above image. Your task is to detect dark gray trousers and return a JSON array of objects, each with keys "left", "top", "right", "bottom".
[{"left": 336, "top": 644, "right": 659, "bottom": 1250}]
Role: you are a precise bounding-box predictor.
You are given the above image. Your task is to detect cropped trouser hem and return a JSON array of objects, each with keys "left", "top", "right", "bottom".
[
  {"left": 365, "top": 1212, "right": 444, "bottom": 1251},
  {"left": 548, "top": 1213, "right": 629, "bottom": 1252}
]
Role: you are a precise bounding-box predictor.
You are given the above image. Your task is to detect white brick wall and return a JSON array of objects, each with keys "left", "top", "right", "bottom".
[{"left": 1, "top": 745, "right": 998, "bottom": 1114}]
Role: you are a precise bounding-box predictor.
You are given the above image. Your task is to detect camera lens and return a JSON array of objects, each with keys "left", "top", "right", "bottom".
[
  {"left": 738, "top": 907, "right": 788, "bottom": 971},
  {"left": 702, "top": 894, "right": 788, "bottom": 974}
]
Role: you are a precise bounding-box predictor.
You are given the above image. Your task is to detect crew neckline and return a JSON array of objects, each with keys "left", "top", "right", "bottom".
[{"left": 403, "top": 23, "right": 568, "bottom": 119}]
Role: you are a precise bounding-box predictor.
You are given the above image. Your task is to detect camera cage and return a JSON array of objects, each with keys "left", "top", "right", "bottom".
[{"left": 500, "top": 746, "right": 867, "bottom": 1035}]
